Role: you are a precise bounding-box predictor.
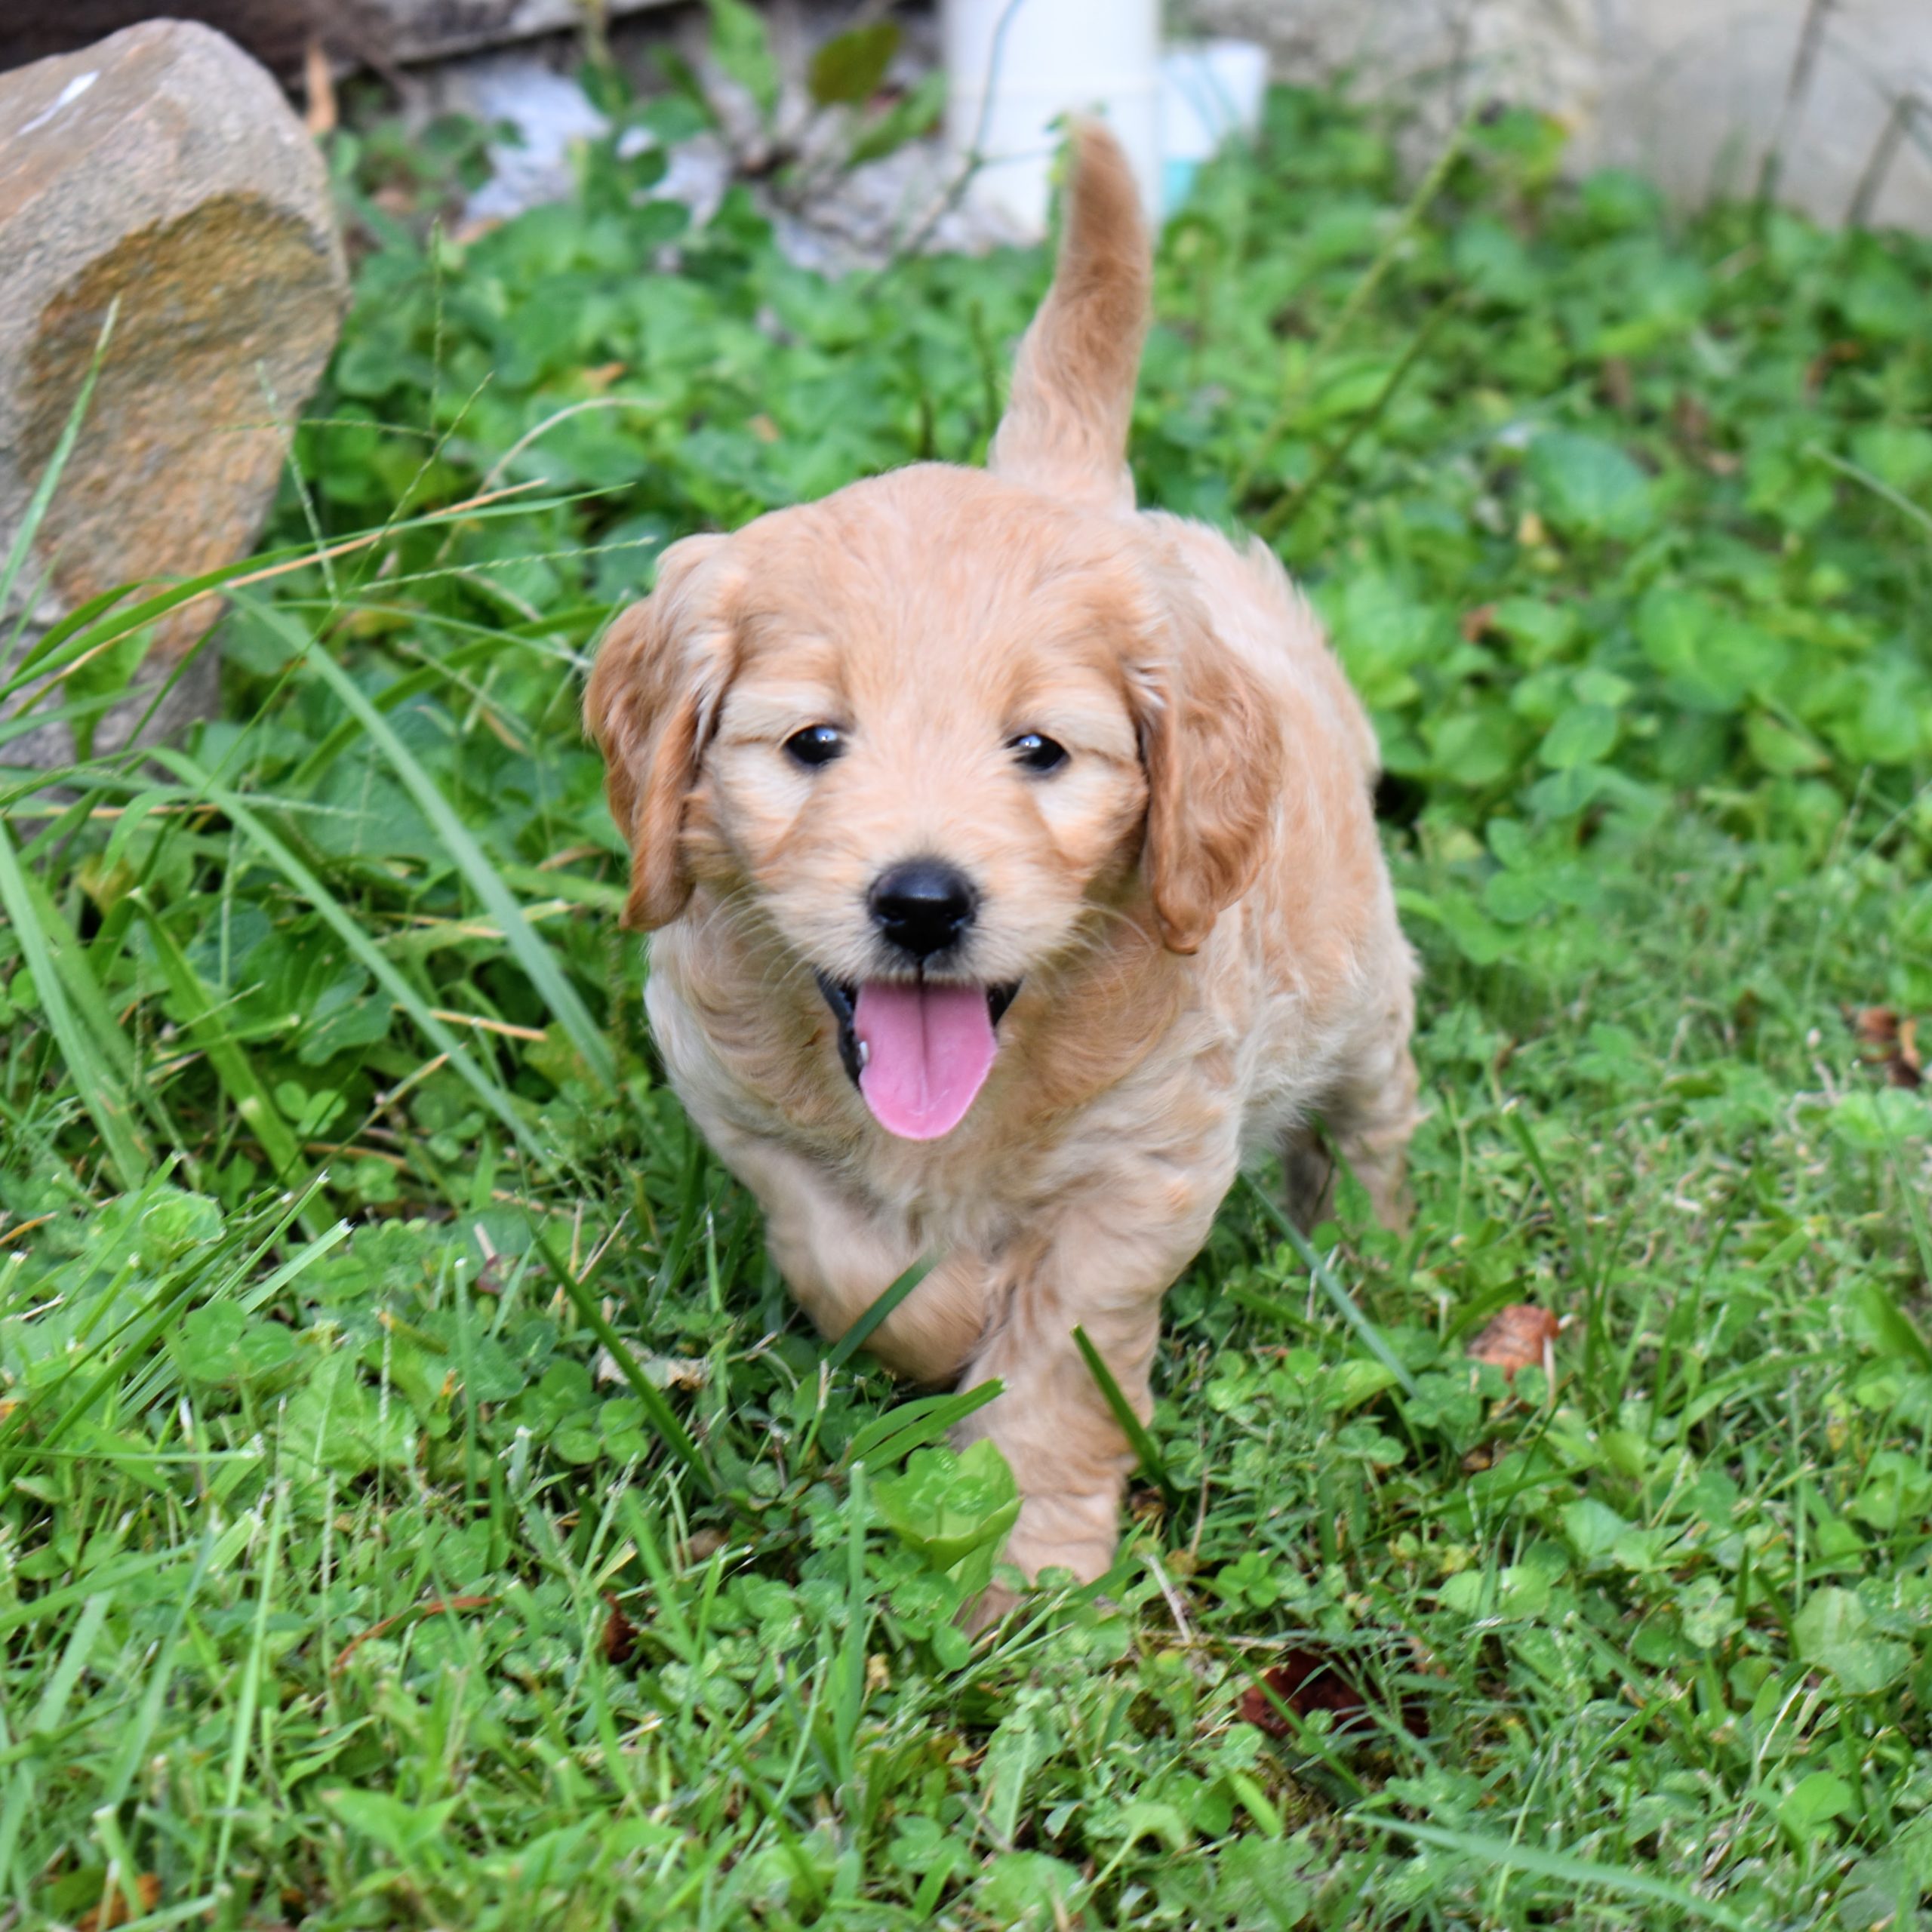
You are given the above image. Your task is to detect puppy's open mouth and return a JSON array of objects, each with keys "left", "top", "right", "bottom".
[{"left": 816, "top": 974, "right": 1019, "bottom": 1142}]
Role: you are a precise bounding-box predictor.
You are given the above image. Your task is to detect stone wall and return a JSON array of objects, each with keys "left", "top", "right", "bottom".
[{"left": 1180, "top": 0, "right": 1932, "bottom": 231}]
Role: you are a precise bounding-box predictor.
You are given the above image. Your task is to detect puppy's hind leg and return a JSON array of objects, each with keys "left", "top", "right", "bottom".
[
  {"left": 1319, "top": 974, "right": 1423, "bottom": 1235},
  {"left": 1279, "top": 1121, "right": 1337, "bottom": 1233}
]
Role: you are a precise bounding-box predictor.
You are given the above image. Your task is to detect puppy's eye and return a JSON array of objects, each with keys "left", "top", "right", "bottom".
[
  {"left": 785, "top": 724, "right": 846, "bottom": 769},
  {"left": 1009, "top": 732, "right": 1069, "bottom": 775}
]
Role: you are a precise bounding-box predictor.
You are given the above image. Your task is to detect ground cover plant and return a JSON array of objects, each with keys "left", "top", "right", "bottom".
[{"left": 2, "top": 68, "right": 1931, "bottom": 1930}]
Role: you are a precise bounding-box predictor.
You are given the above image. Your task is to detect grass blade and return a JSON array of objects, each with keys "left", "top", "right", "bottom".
[
  {"left": 844, "top": 1382, "right": 1004, "bottom": 1470},
  {"left": 1072, "top": 1324, "right": 1179, "bottom": 1508},
  {"left": 826, "top": 1256, "right": 937, "bottom": 1371},
  {"left": 101, "top": 1529, "right": 218, "bottom": 1807},
  {"left": 243, "top": 595, "right": 615, "bottom": 1094},
  {"left": 0, "top": 300, "right": 115, "bottom": 628},
  {"left": 0, "top": 822, "right": 148, "bottom": 1189},
  {"left": 1243, "top": 1176, "right": 1420, "bottom": 1400},
  {"left": 130, "top": 891, "right": 309, "bottom": 1191},
  {"left": 214, "top": 1481, "right": 286, "bottom": 1883},
  {"left": 1352, "top": 1816, "right": 1753, "bottom": 1930},
  {"left": 0, "top": 1592, "right": 114, "bottom": 1887},
  {"left": 552, "top": 1254, "right": 716, "bottom": 1497},
  {"left": 146, "top": 750, "right": 548, "bottom": 1167}
]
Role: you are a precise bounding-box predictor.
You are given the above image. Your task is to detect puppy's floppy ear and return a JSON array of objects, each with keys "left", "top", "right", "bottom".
[
  {"left": 583, "top": 534, "right": 734, "bottom": 931},
  {"left": 1133, "top": 595, "right": 1282, "bottom": 955}
]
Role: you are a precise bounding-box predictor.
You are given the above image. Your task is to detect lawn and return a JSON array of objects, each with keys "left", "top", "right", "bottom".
[{"left": 3, "top": 72, "right": 1931, "bottom": 1931}]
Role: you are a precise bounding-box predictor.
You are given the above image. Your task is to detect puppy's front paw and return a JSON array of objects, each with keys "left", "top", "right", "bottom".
[
  {"left": 999, "top": 1497, "right": 1120, "bottom": 1593},
  {"left": 959, "top": 1577, "right": 1023, "bottom": 1637}
]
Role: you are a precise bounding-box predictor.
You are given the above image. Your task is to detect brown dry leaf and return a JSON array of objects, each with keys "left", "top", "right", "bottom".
[
  {"left": 1466, "top": 1304, "right": 1560, "bottom": 1383},
  {"left": 1854, "top": 1005, "right": 1900, "bottom": 1047},
  {"left": 1896, "top": 1017, "right": 1923, "bottom": 1088},
  {"left": 77, "top": 1875, "right": 161, "bottom": 1932},
  {"left": 1238, "top": 1647, "right": 1367, "bottom": 1738},
  {"left": 1805, "top": 339, "right": 1863, "bottom": 392},
  {"left": 332, "top": 1595, "right": 494, "bottom": 1674},
  {"left": 1238, "top": 1645, "right": 1430, "bottom": 1741},
  {"left": 581, "top": 361, "right": 628, "bottom": 392},
  {"left": 1459, "top": 603, "right": 1497, "bottom": 643},
  {"left": 595, "top": 1349, "right": 708, "bottom": 1390},
  {"left": 1850, "top": 1006, "right": 1923, "bottom": 1089},
  {"left": 602, "top": 1592, "right": 638, "bottom": 1666},
  {"left": 683, "top": 1527, "right": 728, "bottom": 1564}
]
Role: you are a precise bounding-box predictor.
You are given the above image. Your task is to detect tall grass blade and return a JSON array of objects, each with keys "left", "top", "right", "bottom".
[
  {"left": 553, "top": 1255, "right": 716, "bottom": 1496},
  {"left": 102, "top": 1528, "right": 218, "bottom": 1807},
  {"left": 3, "top": 484, "right": 570, "bottom": 704},
  {"left": 1352, "top": 1816, "right": 1752, "bottom": 1930},
  {"left": 826, "top": 1256, "right": 937, "bottom": 1370},
  {"left": 844, "top": 1382, "right": 1004, "bottom": 1470},
  {"left": 131, "top": 892, "right": 309, "bottom": 1189},
  {"left": 0, "top": 823, "right": 148, "bottom": 1188},
  {"left": 1072, "top": 1324, "right": 1179, "bottom": 1507},
  {"left": 234, "top": 593, "right": 615, "bottom": 1093},
  {"left": 147, "top": 752, "right": 547, "bottom": 1166},
  {"left": 0, "top": 300, "right": 115, "bottom": 629},
  {"left": 214, "top": 1481, "right": 285, "bottom": 1882},
  {"left": 0, "top": 1592, "right": 114, "bottom": 1887},
  {"left": 1243, "top": 1176, "right": 1420, "bottom": 1400}
]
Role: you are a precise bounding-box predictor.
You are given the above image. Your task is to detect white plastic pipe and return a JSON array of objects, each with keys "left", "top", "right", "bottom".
[{"left": 943, "top": 0, "right": 1161, "bottom": 237}]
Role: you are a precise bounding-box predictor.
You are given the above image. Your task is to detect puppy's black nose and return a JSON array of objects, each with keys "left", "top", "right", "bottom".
[{"left": 869, "top": 860, "right": 977, "bottom": 960}]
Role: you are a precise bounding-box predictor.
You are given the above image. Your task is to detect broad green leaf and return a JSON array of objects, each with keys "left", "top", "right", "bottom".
[
  {"left": 706, "top": 0, "right": 780, "bottom": 122},
  {"left": 1792, "top": 1586, "right": 1909, "bottom": 1695},
  {"left": 872, "top": 1439, "right": 1020, "bottom": 1586},
  {"left": 1527, "top": 431, "right": 1654, "bottom": 540},
  {"left": 808, "top": 23, "right": 898, "bottom": 106}
]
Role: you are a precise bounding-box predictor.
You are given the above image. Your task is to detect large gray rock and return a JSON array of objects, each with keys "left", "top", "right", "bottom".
[{"left": 0, "top": 19, "right": 347, "bottom": 768}]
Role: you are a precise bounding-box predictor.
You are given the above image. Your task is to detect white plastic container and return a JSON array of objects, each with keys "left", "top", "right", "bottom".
[
  {"left": 1159, "top": 38, "right": 1270, "bottom": 214},
  {"left": 943, "top": 0, "right": 1161, "bottom": 236}
]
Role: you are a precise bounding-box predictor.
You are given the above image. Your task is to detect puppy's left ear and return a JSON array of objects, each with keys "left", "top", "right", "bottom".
[
  {"left": 583, "top": 534, "right": 734, "bottom": 931},
  {"left": 1134, "top": 597, "right": 1282, "bottom": 955}
]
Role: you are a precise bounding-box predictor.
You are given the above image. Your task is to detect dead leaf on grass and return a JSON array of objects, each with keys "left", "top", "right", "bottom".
[
  {"left": 1850, "top": 1005, "right": 1922, "bottom": 1089},
  {"left": 76, "top": 1874, "right": 160, "bottom": 1932},
  {"left": 595, "top": 1349, "right": 709, "bottom": 1389},
  {"left": 1238, "top": 1644, "right": 1431, "bottom": 1740},
  {"left": 332, "top": 1595, "right": 495, "bottom": 1673},
  {"left": 682, "top": 1526, "right": 728, "bottom": 1564},
  {"left": 1238, "top": 1647, "right": 1367, "bottom": 1737},
  {"left": 1466, "top": 1304, "right": 1560, "bottom": 1383},
  {"left": 602, "top": 1591, "right": 638, "bottom": 1666}
]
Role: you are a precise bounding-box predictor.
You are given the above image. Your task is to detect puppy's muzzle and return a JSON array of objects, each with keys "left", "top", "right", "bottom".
[{"left": 869, "top": 858, "right": 976, "bottom": 961}]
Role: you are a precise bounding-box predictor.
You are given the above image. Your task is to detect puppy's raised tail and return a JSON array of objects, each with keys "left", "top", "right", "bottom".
[{"left": 989, "top": 121, "right": 1151, "bottom": 515}]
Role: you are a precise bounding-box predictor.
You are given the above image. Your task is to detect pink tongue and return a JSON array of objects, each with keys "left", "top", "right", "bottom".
[{"left": 853, "top": 981, "right": 997, "bottom": 1141}]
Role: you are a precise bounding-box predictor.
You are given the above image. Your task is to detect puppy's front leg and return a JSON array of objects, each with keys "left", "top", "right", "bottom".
[{"left": 952, "top": 1160, "right": 1228, "bottom": 1604}]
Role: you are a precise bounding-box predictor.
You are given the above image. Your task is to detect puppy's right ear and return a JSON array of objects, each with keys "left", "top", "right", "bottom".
[{"left": 583, "top": 534, "right": 733, "bottom": 931}]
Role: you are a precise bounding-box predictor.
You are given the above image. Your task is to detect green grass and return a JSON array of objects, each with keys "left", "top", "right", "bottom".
[{"left": 2, "top": 80, "right": 1931, "bottom": 1930}]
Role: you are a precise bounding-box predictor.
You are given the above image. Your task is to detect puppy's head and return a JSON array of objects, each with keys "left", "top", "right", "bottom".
[
  {"left": 585, "top": 121, "right": 1278, "bottom": 1140},
  {"left": 585, "top": 468, "right": 1278, "bottom": 1140}
]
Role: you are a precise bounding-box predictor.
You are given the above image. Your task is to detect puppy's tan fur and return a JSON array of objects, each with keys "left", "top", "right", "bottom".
[{"left": 586, "top": 125, "right": 1419, "bottom": 1600}]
